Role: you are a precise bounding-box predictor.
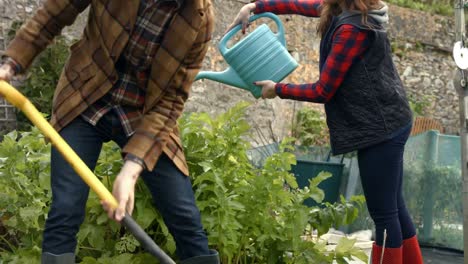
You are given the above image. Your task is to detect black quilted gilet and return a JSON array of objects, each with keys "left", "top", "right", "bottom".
[{"left": 320, "top": 13, "right": 413, "bottom": 154}]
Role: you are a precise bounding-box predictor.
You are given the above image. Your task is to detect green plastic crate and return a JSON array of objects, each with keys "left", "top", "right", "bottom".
[{"left": 291, "top": 159, "right": 345, "bottom": 206}]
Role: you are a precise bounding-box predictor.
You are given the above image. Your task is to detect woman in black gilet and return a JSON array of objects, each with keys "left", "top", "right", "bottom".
[{"left": 227, "top": 1, "right": 423, "bottom": 263}]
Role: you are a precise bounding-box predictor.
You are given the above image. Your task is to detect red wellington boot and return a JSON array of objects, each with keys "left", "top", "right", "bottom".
[
  {"left": 371, "top": 243, "right": 402, "bottom": 264},
  {"left": 402, "top": 236, "right": 423, "bottom": 264}
]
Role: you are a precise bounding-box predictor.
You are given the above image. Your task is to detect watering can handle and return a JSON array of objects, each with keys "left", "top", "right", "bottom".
[{"left": 219, "top": 12, "right": 286, "bottom": 54}]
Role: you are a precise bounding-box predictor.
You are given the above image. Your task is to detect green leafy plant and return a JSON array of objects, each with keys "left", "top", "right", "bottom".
[
  {"left": 407, "top": 94, "right": 432, "bottom": 117},
  {"left": 0, "top": 129, "right": 50, "bottom": 262},
  {"left": 182, "top": 102, "right": 366, "bottom": 263},
  {"left": 291, "top": 107, "right": 329, "bottom": 147},
  {"left": 0, "top": 103, "right": 366, "bottom": 263}
]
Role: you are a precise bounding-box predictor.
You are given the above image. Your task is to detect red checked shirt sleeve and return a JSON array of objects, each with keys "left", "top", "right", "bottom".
[
  {"left": 255, "top": 0, "right": 323, "bottom": 17},
  {"left": 275, "top": 25, "right": 370, "bottom": 103}
]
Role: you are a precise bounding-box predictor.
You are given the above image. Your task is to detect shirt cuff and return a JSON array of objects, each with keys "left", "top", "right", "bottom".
[
  {"left": 254, "top": 1, "right": 265, "bottom": 14},
  {"left": 124, "top": 153, "right": 147, "bottom": 171},
  {"left": 1, "top": 56, "right": 22, "bottom": 74},
  {"left": 275, "top": 82, "right": 286, "bottom": 98}
]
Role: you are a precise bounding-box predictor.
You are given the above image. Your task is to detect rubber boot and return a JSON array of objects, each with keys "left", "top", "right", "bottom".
[
  {"left": 371, "top": 243, "right": 402, "bottom": 264},
  {"left": 41, "top": 252, "right": 75, "bottom": 264},
  {"left": 402, "top": 236, "right": 423, "bottom": 264},
  {"left": 180, "top": 249, "right": 220, "bottom": 264}
]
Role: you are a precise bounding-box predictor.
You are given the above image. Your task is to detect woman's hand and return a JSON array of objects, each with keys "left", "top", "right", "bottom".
[
  {"left": 225, "top": 2, "right": 257, "bottom": 35},
  {"left": 101, "top": 160, "right": 144, "bottom": 222},
  {"left": 254, "top": 80, "right": 278, "bottom": 99},
  {"left": 0, "top": 63, "right": 14, "bottom": 82}
]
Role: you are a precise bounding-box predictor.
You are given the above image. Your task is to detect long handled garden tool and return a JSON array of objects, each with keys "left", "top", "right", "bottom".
[{"left": 0, "top": 80, "right": 176, "bottom": 264}]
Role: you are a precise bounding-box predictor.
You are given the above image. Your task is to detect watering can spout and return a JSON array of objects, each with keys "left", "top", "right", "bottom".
[{"left": 194, "top": 68, "right": 247, "bottom": 89}]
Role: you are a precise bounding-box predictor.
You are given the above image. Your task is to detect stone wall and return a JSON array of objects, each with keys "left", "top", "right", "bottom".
[
  {"left": 386, "top": 5, "right": 459, "bottom": 134},
  {"left": 0, "top": 0, "right": 461, "bottom": 143},
  {"left": 197, "top": 2, "right": 461, "bottom": 138}
]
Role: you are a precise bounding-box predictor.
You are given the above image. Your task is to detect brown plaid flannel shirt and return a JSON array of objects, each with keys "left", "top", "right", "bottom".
[
  {"left": 82, "top": 0, "right": 181, "bottom": 136},
  {"left": 5, "top": 0, "right": 214, "bottom": 174}
]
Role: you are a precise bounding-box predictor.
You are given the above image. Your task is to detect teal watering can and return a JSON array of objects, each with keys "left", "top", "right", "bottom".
[{"left": 195, "top": 12, "right": 298, "bottom": 98}]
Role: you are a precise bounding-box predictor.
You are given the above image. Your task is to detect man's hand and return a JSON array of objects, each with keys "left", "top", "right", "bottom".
[
  {"left": 101, "top": 160, "right": 144, "bottom": 222},
  {"left": 254, "top": 80, "right": 278, "bottom": 99},
  {"left": 0, "top": 63, "right": 14, "bottom": 82}
]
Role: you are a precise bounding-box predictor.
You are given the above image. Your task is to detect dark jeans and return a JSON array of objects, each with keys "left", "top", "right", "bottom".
[
  {"left": 358, "top": 125, "right": 416, "bottom": 248},
  {"left": 42, "top": 113, "right": 210, "bottom": 260}
]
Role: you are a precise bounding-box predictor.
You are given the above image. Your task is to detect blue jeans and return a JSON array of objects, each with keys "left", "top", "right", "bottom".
[
  {"left": 42, "top": 113, "right": 210, "bottom": 260},
  {"left": 358, "top": 124, "right": 416, "bottom": 248}
]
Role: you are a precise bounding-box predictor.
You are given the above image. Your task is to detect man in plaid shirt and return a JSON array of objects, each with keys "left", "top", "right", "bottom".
[{"left": 0, "top": 0, "right": 219, "bottom": 263}]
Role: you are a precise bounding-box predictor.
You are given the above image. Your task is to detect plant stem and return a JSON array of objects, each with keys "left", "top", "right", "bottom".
[
  {"left": 234, "top": 236, "right": 245, "bottom": 264},
  {"left": 0, "top": 234, "right": 16, "bottom": 253},
  {"left": 79, "top": 246, "right": 104, "bottom": 252}
]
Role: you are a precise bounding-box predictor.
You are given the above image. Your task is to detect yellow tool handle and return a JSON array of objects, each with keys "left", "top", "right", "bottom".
[
  {"left": 0, "top": 80, "right": 118, "bottom": 209},
  {"left": 0, "top": 80, "right": 175, "bottom": 263}
]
